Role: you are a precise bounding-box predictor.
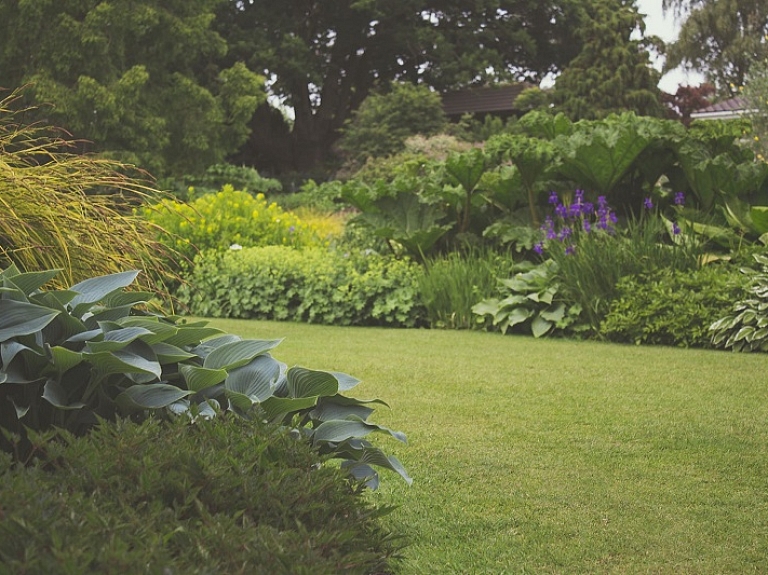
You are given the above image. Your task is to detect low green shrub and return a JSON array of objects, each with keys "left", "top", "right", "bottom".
[
  {"left": 710, "top": 253, "right": 768, "bottom": 351},
  {"left": 143, "top": 185, "right": 329, "bottom": 261},
  {"left": 601, "top": 264, "right": 748, "bottom": 347},
  {"left": 0, "top": 417, "right": 403, "bottom": 574},
  {"left": 158, "top": 163, "right": 283, "bottom": 201},
  {"left": 473, "top": 259, "right": 586, "bottom": 337},
  {"left": 0, "top": 264, "right": 409, "bottom": 486},
  {"left": 178, "top": 246, "right": 425, "bottom": 328}
]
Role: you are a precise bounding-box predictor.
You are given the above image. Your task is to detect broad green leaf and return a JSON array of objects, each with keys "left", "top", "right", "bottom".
[
  {"left": 46, "top": 345, "right": 84, "bottom": 374},
  {"left": 312, "top": 419, "right": 379, "bottom": 444},
  {"left": 750, "top": 206, "right": 768, "bottom": 235},
  {"left": 501, "top": 307, "right": 533, "bottom": 328},
  {"left": 150, "top": 342, "right": 196, "bottom": 364},
  {"left": 203, "top": 339, "right": 283, "bottom": 370},
  {"left": 531, "top": 315, "right": 553, "bottom": 338},
  {"left": 42, "top": 380, "right": 86, "bottom": 410},
  {"left": 84, "top": 327, "right": 154, "bottom": 353},
  {"left": 0, "top": 300, "right": 60, "bottom": 342},
  {"left": 116, "top": 384, "right": 192, "bottom": 411},
  {"left": 1, "top": 341, "right": 39, "bottom": 367},
  {"left": 224, "top": 355, "right": 280, "bottom": 403},
  {"left": 445, "top": 148, "right": 487, "bottom": 192},
  {"left": 342, "top": 448, "right": 413, "bottom": 486},
  {"left": 260, "top": 396, "right": 319, "bottom": 420},
  {"left": 4, "top": 269, "right": 61, "bottom": 297},
  {"left": 329, "top": 371, "right": 362, "bottom": 392},
  {"left": 472, "top": 299, "right": 500, "bottom": 317},
  {"left": 312, "top": 399, "right": 375, "bottom": 422},
  {"left": 287, "top": 367, "right": 339, "bottom": 399},
  {"left": 69, "top": 270, "right": 140, "bottom": 316},
  {"left": 118, "top": 317, "right": 179, "bottom": 344},
  {"left": 84, "top": 341, "right": 161, "bottom": 379},
  {"left": 179, "top": 364, "right": 227, "bottom": 393},
  {"left": 164, "top": 326, "right": 224, "bottom": 347},
  {"left": 540, "top": 303, "right": 566, "bottom": 323}
]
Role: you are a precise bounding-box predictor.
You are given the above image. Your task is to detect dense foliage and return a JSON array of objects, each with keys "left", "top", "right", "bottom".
[
  {"left": 601, "top": 264, "right": 747, "bottom": 347},
  {"left": 144, "top": 186, "right": 333, "bottom": 262},
  {"left": 0, "top": 265, "right": 410, "bottom": 486},
  {"left": 178, "top": 247, "right": 425, "bottom": 328},
  {"left": 0, "top": 417, "right": 403, "bottom": 574},
  {"left": 0, "top": 1, "right": 264, "bottom": 176}
]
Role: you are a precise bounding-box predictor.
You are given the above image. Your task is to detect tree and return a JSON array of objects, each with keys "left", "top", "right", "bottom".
[
  {"left": 0, "top": 0, "right": 265, "bottom": 177},
  {"left": 663, "top": 0, "right": 768, "bottom": 95},
  {"left": 550, "top": 0, "right": 664, "bottom": 120},
  {"left": 661, "top": 83, "right": 716, "bottom": 124},
  {"left": 337, "top": 82, "right": 447, "bottom": 164},
  {"left": 215, "top": 0, "right": 585, "bottom": 173},
  {"left": 744, "top": 58, "right": 768, "bottom": 161}
]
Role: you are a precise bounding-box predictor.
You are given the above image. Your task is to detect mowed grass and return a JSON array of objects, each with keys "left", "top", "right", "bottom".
[{"left": 205, "top": 318, "right": 768, "bottom": 574}]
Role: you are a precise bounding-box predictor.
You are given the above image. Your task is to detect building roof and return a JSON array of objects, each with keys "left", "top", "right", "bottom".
[
  {"left": 441, "top": 84, "right": 531, "bottom": 116},
  {"left": 690, "top": 96, "right": 749, "bottom": 120}
]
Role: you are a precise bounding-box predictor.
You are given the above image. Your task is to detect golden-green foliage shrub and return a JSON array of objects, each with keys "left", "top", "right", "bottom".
[
  {"left": 0, "top": 89, "right": 179, "bottom": 294},
  {"left": 144, "top": 185, "right": 332, "bottom": 259}
]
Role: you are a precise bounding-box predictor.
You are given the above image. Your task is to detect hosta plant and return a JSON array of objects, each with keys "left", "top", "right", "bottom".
[
  {"left": 0, "top": 265, "right": 410, "bottom": 488},
  {"left": 472, "top": 259, "right": 585, "bottom": 337},
  {"left": 710, "top": 253, "right": 768, "bottom": 352}
]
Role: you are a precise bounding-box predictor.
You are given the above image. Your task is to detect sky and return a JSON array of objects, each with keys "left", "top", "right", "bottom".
[{"left": 636, "top": 0, "right": 706, "bottom": 92}]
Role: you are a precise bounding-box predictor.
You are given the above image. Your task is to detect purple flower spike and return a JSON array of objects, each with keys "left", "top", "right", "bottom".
[
  {"left": 643, "top": 197, "right": 654, "bottom": 210},
  {"left": 533, "top": 242, "right": 544, "bottom": 254},
  {"left": 582, "top": 201, "right": 594, "bottom": 216},
  {"left": 555, "top": 203, "right": 568, "bottom": 219},
  {"left": 674, "top": 192, "right": 685, "bottom": 206},
  {"left": 583, "top": 219, "right": 592, "bottom": 233},
  {"left": 565, "top": 244, "right": 576, "bottom": 255},
  {"left": 597, "top": 196, "right": 608, "bottom": 209},
  {"left": 548, "top": 191, "right": 559, "bottom": 205},
  {"left": 672, "top": 222, "right": 681, "bottom": 235}
]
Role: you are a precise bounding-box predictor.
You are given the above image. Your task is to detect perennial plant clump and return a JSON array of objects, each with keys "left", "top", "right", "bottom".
[
  {"left": 144, "top": 185, "right": 330, "bottom": 261},
  {"left": 532, "top": 190, "right": 700, "bottom": 334}
]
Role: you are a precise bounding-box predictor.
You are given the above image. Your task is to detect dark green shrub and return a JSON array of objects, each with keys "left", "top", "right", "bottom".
[
  {"left": 601, "top": 264, "right": 748, "bottom": 348},
  {"left": 710, "top": 253, "right": 768, "bottom": 351},
  {"left": 178, "top": 246, "right": 425, "bottom": 328},
  {"left": 0, "top": 417, "right": 403, "bottom": 574},
  {"left": 0, "top": 264, "right": 410, "bottom": 486},
  {"left": 158, "top": 163, "right": 283, "bottom": 202}
]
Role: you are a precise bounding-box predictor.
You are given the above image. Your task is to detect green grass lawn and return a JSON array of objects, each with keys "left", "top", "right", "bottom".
[{"left": 206, "top": 318, "right": 768, "bottom": 574}]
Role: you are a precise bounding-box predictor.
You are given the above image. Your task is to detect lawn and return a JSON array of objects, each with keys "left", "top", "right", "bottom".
[{"left": 206, "top": 318, "right": 768, "bottom": 574}]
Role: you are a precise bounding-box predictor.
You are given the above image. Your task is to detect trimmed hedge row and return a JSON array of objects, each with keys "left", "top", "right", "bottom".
[
  {"left": 177, "top": 246, "right": 426, "bottom": 327},
  {"left": 0, "top": 417, "right": 402, "bottom": 574}
]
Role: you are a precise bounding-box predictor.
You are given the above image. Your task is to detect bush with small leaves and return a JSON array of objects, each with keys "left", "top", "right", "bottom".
[{"left": 0, "top": 417, "right": 404, "bottom": 574}]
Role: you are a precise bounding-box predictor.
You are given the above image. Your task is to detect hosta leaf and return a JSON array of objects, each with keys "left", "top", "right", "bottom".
[
  {"left": 0, "top": 300, "right": 60, "bottom": 342},
  {"left": 531, "top": 315, "right": 553, "bottom": 338},
  {"left": 84, "top": 327, "right": 154, "bottom": 353},
  {"left": 342, "top": 447, "right": 413, "bottom": 486},
  {"left": 502, "top": 307, "right": 534, "bottom": 328},
  {"left": 471, "top": 299, "right": 500, "bottom": 317},
  {"left": 260, "top": 396, "right": 319, "bottom": 420},
  {"left": 165, "top": 326, "right": 225, "bottom": 347},
  {"left": 224, "top": 354, "right": 280, "bottom": 403},
  {"left": 312, "top": 397, "right": 376, "bottom": 422},
  {"left": 116, "top": 384, "right": 192, "bottom": 411},
  {"left": 151, "top": 342, "right": 196, "bottom": 364},
  {"left": 118, "top": 317, "right": 179, "bottom": 344},
  {"left": 330, "top": 371, "right": 362, "bottom": 392},
  {"left": 313, "top": 418, "right": 407, "bottom": 445},
  {"left": 4, "top": 270, "right": 61, "bottom": 297},
  {"left": 179, "top": 364, "right": 228, "bottom": 393},
  {"left": 84, "top": 341, "right": 161, "bottom": 379},
  {"left": 42, "top": 380, "right": 86, "bottom": 410},
  {"left": 204, "top": 339, "right": 283, "bottom": 370},
  {"left": 69, "top": 270, "right": 140, "bottom": 316},
  {"left": 46, "top": 345, "right": 83, "bottom": 374},
  {"left": 287, "top": 367, "right": 339, "bottom": 399},
  {"left": 540, "top": 302, "right": 566, "bottom": 323}
]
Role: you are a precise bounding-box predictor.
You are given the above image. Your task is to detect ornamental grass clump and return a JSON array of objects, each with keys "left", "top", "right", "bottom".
[{"left": 535, "top": 190, "right": 701, "bottom": 334}]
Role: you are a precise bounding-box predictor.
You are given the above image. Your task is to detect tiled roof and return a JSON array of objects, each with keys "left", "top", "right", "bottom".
[
  {"left": 441, "top": 84, "right": 531, "bottom": 116},
  {"left": 693, "top": 96, "right": 747, "bottom": 115}
]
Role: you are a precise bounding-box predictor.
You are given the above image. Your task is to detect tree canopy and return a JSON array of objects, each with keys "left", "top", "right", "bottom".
[
  {"left": 0, "top": 0, "right": 265, "bottom": 176},
  {"left": 551, "top": 0, "right": 664, "bottom": 120},
  {"left": 663, "top": 0, "right": 768, "bottom": 94},
  {"left": 215, "top": 0, "right": 585, "bottom": 172}
]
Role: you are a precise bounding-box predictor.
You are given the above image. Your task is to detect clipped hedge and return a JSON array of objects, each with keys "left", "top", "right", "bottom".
[
  {"left": 600, "top": 264, "right": 748, "bottom": 348},
  {"left": 177, "top": 246, "right": 426, "bottom": 327},
  {"left": 0, "top": 417, "right": 402, "bottom": 574}
]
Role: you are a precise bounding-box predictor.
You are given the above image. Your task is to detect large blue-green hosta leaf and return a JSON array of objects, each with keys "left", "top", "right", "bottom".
[
  {"left": 69, "top": 270, "right": 140, "bottom": 317},
  {"left": 203, "top": 339, "right": 283, "bottom": 370},
  {"left": 287, "top": 367, "right": 339, "bottom": 399},
  {"left": 116, "top": 384, "right": 193, "bottom": 411},
  {"left": 3, "top": 269, "right": 61, "bottom": 297},
  {"left": 179, "top": 364, "right": 228, "bottom": 393},
  {"left": 0, "top": 300, "right": 60, "bottom": 342},
  {"left": 224, "top": 355, "right": 281, "bottom": 405},
  {"left": 341, "top": 447, "right": 413, "bottom": 488},
  {"left": 312, "top": 418, "right": 407, "bottom": 445},
  {"left": 83, "top": 327, "right": 154, "bottom": 353},
  {"left": 260, "top": 396, "right": 319, "bottom": 420},
  {"left": 84, "top": 341, "right": 162, "bottom": 380},
  {"left": 42, "top": 380, "right": 86, "bottom": 410}
]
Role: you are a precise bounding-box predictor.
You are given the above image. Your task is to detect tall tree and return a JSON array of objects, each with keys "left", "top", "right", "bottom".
[
  {"left": 550, "top": 0, "right": 664, "bottom": 120},
  {"left": 663, "top": 0, "right": 768, "bottom": 95},
  {"left": 0, "top": 0, "right": 265, "bottom": 177},
  {"left": 215, "top": 0, "right": 584, "bottom": 173}
]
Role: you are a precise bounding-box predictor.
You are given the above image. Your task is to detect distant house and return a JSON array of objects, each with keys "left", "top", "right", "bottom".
[
  {"left": 690, "top": 96, "right": 750, "bottom": 121},
  {"left": 440, "top": 84, "right": 532, "bottom": 120}
]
